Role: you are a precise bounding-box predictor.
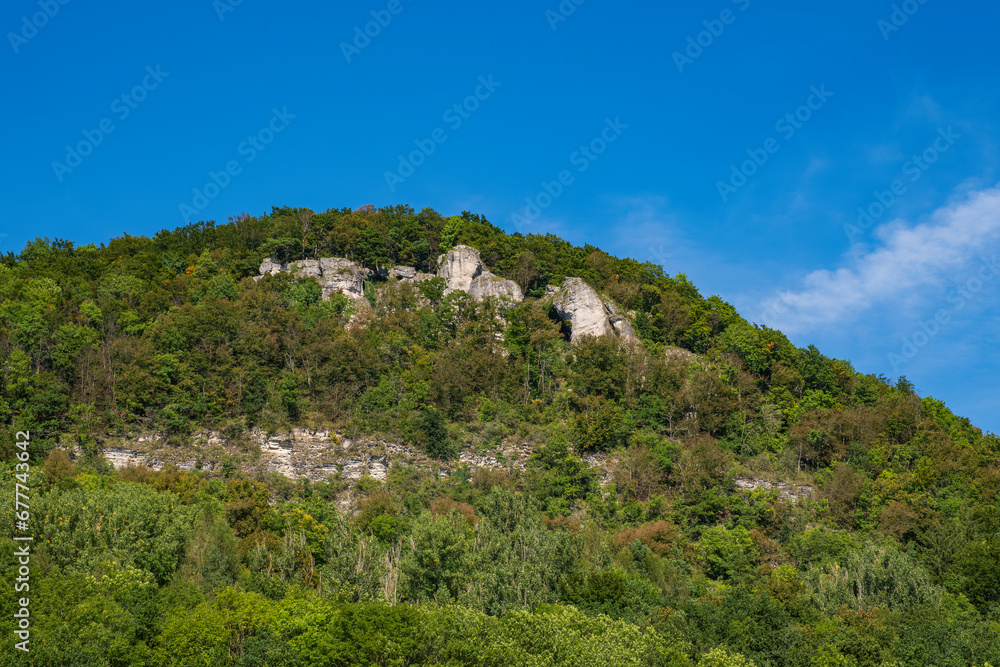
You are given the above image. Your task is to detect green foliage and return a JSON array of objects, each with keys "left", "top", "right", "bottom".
[
  {"left": 697, "top": 525, "right": 757, "bottom": 582},
  {"left": 6, "top": 206, "right": 1000, "bottom": 663},
  {"left": 33, "top": 482, "right": 196, "bottom": 584},
  {"left": 697, "top": 647, "right": 758, "bottom": 667},
  {"left": 805, "top": 541, "right": 942, "bottom": 613},
  {"left": 418, "top": 406, "right": 454, "bottom": 459},
  {"left": 401, "top": 512, "right": 472, "bottom": 604}
]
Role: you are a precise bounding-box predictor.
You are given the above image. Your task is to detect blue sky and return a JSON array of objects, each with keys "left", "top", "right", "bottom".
[{"left": 4, "top": 0, "right": 1000, "bottom": 433}]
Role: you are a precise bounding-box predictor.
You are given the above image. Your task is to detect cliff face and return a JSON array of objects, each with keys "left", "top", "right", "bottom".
[
  {"left": 94, "top": 433, "right": 815, "bottom": 503},
  {"left": 257, "top": 257, "right": 370, "bottom": 304},
  {"left": 257, "top": 245, "right": 637, "bottom": 340},
  {"left": 437, "top": 245, "right": 524, "bottom": 304},
  {"left": 549, "top": 277, "right": 638, "bottom": 344},
  {"left": 94, "top": 430, "right": 615, "bottom": 488}
]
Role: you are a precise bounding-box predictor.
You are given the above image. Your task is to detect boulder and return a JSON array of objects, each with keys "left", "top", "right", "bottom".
[
  {"left": 610, "top": 315, "right": 638, "bottom": 343},
  {"left": 318, "top": 258, "right": 368, "bottom": 302},
  {"left": 550, "top": 277, "right": 637, "bottom": 343},
  {"left": 288, "top": 259, "right": 322, "bottom": 280},
  {"left": 256, "top": 257, "right": 369, "bottom": 303},
  {"left": 551, "top": 277, "right": 614, "bottom": 340},
  {"left": 437, "top": 245, "right": 485, "bottom": 293},
  {"left": 469, "top": 274, "right": 524, "bottom": 304},
  {"left": 259, "top": 258, "right": 284, "bottom": 276},
  {"left": 390, "top": 266, "right": 417, "bottom": 280},
  {"left": 436, "top": 245, "right": 524, "bottom": 304}
]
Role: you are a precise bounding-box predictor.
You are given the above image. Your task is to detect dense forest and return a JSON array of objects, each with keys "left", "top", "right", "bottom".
[{"left": 3, "top": 204, "right": 1000, "bottom": 666}]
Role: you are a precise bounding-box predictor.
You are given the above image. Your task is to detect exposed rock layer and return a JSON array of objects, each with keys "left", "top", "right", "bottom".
[
  {"left": 437, "top": 245, "right": 524, "bottom": 304},
  {"left": 257, "top": 258, "right": 370, "bottom": 303},
  {"left": 550, "top": 277, "right": 637, "bottom": 343}
]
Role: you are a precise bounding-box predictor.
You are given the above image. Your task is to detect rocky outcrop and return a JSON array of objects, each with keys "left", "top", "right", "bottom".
[
  {"left": 437, "top": 245, "right": 484, "bottom": 293},
  {"left": 94, "top": 428, "right": 567, "bottom": 485},
  {"left": 390, "top": 266, "right": 417, "bottom": 280},
  {"left": 550, "top": 277, "right": 637, "bottom": 343},
  {"left": 387, "top": 266, "right": 436, "bottom": 285},
  {"left": 469, "top": 274, "right": 524, "bottom": 303},
  {"left": 257, "top": 257, "right": 370, "bottom": 303},
  {"left": 436, "top": 246, "right": 523, "bottom": 304},
  {"left": 259, "top": 258, "right": 284, "bottom": 276},
  {"left": 734, "top": 477, "right": 815, "bottom": 502},
  {"left": 317, "top": 258, "right": 368, "bottom": 302},
  {"left": 610, "top": 315, "right": 636, "bottom": 340}
]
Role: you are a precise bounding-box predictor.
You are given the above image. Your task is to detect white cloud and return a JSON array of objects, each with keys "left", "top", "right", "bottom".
[{"left": 760, "top": 184, "right": 1000, "bottom": 333}]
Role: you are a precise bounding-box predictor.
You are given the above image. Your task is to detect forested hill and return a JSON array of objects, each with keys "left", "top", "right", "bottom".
[{"left": 3, "top": 204, "right": 1000, "bottom": 666}]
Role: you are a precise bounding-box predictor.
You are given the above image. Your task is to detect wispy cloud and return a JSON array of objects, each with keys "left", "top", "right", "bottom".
[
  {"left": 760, "top": 184, "right": 1000, "bottom": 333},
  {"left": 605, "top": 196, "right": 683, "bottom": 266}
]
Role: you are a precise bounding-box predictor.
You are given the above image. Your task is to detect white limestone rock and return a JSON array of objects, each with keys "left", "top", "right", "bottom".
[
  {"left": 469, "top": 274, "right": 524, "bottom": 304},
  {"left": 437, "top": 245, "right": 485, "bottom": 293},
  {"left": 318, "top": 257, "right": 368, "bottom": 302},
  {"left": 437, "top": 245, "right": 524, "bottom": 304},
  {"left": 551, "top": 277, "right": 614, "bottom": 340},
  {"left": 257, "top": 256, "right": 370, "bottom": 303},
  {"left": 550, "top": 277, "right": 637, "bottom": 343},
  {"left": 390, "top": 266, "right": 417, "bottom": 280},
  {"left": 288, "top": 259, "right": 322, "bottom": 280},
  {"left": 610, "top": 315, "right": 638, "bottom": 343},
  {"left": 259, "top": 258, "right": 285, "bottom": 276}
]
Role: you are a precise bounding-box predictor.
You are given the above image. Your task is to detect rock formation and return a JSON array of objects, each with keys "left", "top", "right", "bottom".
[
  {"left": 468, "top": 274, "right": 524, "bottom": 303},
  {"left": 256, "top": 248, "right": 642, "bottom": 343},
  {"left": 550, "top": 277, "right": 637, "bottom": 343},
  {"left": 388, "top": 266, "right": 435, "bottom": 284},
  {"left": 437, "top": 245, "right": 484, "bottom": 293},
  {"left": 389, "top": 266, "right": 417, "bottom": 280},
  {"left": 259, "top": 258, "right": 284, "bottom": 276},
  {"left": 257, "top": 257, "right": 369, "bottom": 303},
  {"left": 436, "top": 245, "right": 524, "bottom": 304},
  {"left": 317, "top": 258, "right": 368, "bottom": 302}
]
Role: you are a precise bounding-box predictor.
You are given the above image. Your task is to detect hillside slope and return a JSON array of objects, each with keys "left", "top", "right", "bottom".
[{"left": 3, "top": 204, "right": 1000, "bottom": 666}]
